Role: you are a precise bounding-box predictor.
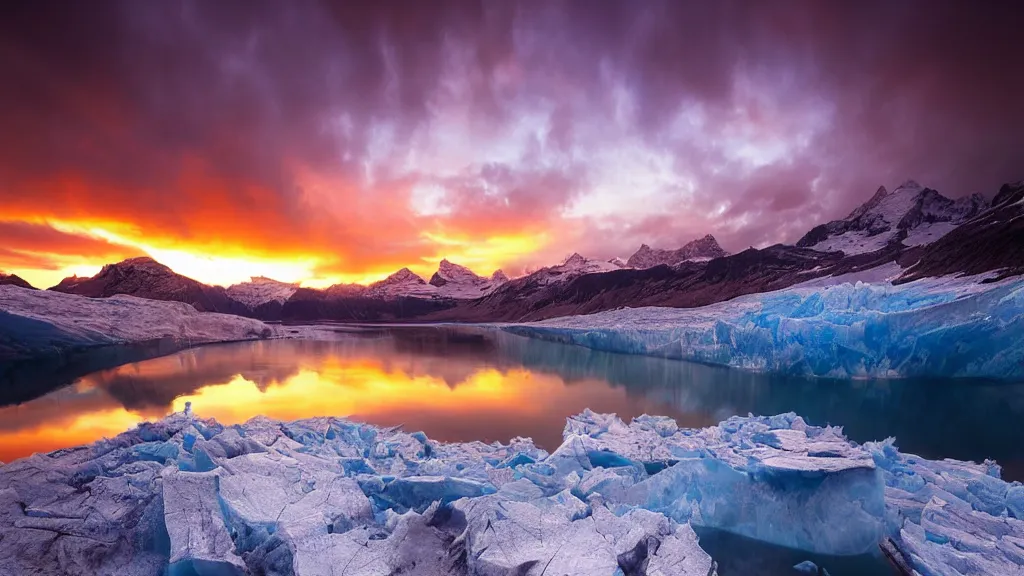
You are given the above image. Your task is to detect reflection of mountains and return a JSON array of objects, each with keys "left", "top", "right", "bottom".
[
  {"left": 0, "top": 338, "right": 189, "bottom": 406},
  {"left": 82, "top": 342, "right": 307, "bottom": 411},
  {"left": 4, "top": 326, "right": 1023, "bottom": 470}
]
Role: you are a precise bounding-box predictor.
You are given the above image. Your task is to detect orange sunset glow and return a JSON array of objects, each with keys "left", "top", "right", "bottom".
[
  {"left": 3, "top": 1, "right": 1024, "bottom": 293},
  {"left": 0, "top": 339, "right": 690, "bottom": 463}
]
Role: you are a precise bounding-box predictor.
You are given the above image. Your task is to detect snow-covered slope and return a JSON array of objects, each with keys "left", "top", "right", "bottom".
[
  {"left": 365, "top": 268, "right": 438, "bottom": 299},
  {"left": 798, "top": 180, "right": 988, "bottom": 255},
  {"left": 428, "top": 259, "right": 507, "bottom": 299},
  {"left": 225, "top": 276, "right": 298, "bottom": 308},
  {"left": 2, "top": 408, "right": 1018, "bottom": 576},
  {"left": 527, "top": 253, "right": 623, "bottom": 286},
  {"left": 626, "top": 234, "right": 729, "bottom": 268},
  {"left": 507, "top": 272, "right": 1024, "bottom": 380},
  {"left": 0, "top": 285, "right": 273, "bottom": 359}
]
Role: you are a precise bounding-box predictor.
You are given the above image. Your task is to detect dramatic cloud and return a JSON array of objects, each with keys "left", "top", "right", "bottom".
[{"left": 1, "top": 0, "right": 1021, "bottom": 286}]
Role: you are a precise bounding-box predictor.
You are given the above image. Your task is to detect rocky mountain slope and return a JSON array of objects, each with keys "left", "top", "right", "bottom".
[
  {"left": 423, "top": 180, "right": 1021, "bottom": 322},
  {"left": 225, "top": 276, "right": 299, "bottom": 308},
  {"left": 429, "top": 259, "right": 508, "bottom": 298},
  {"left": 797, "top": 180, "right": 988, "bottom": 255},
  {"left": 0, "top": 273, "right": 34, "bottom": 290},
  {"left": 32, "top": 179, "right": 1024, "bottom": 324},
  {"left": 896, "top": 181, "right": 1024, "bottom": 282},
  {"left": 626, "top": 234, "right": 729, "bottom": 268},
  {"left": 528, "top": 253, "right": 623, "bottom": 285},
  {"left": 427, "top": 244, "right": 882, "bottom": 322},
  {"left": 49, "top": 257, "right": 246, "bottom": 314}
]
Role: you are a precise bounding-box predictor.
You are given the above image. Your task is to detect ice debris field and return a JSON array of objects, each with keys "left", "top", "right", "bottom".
[
  {"left": 1, "top": 406, "right": 1021, "bottom": 575},
  {"left": 507, "top": 274, "right": 1024, "bottom": 380}
]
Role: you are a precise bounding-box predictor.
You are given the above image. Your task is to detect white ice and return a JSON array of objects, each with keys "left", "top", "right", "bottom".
[
  {"left": 2, "top": 409, "right": 1020, "bottom": 575},
  {"left": 0, "top": 285, "right": 275, "bottom": 359}
]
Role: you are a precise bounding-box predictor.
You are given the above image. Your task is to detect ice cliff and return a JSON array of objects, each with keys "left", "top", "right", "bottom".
[
  {"left": 506, "top": 274, "right": 1024, "bottom": 380},
  {"left": 1, "top": 409, "right": 1020, "bottom": 575}
]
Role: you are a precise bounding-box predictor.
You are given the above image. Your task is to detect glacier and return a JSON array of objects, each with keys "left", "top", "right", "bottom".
[
  {"left": 505, "top": 274, "right": 1024, "bottom": 380},
  {"left": 1, "top": 407, "right": 1021, "bottom": 575},
  {"left": 0, "top": 284, "right": 276, "bottom": 360}
]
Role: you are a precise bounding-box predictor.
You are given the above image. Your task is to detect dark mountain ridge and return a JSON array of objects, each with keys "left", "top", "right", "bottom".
[
  {"left": 0, "top": 273, "right": 34, "bottom": 290},
  {"left": 34, "top": 180, "right": 1024, "bottom": 323},
  {"left": 49, "top": 257, "right": 246, "bottom": 315}
]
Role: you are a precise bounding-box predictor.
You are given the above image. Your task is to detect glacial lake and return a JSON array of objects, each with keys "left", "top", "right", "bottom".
[{"left": 2, "top": 325, "right": 1023, "bottom": 575}]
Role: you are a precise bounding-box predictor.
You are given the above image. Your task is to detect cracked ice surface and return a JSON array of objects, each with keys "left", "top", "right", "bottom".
[
  {"left": 507, "top": 275, "right": 1024, "bottom": 380},
  {"left": 0, "top": 409, "right": 1021, "bottom": 575}
]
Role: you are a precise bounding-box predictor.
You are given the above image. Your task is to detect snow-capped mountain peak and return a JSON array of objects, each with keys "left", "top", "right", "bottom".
[
  {"left": 430, "top": 259, "right": 481, "bottom": 286},
  {"left": 525, "top": 253, "right": 621, "bottom": 286},
  {"left": 226, "top": 276, "right": 299, "bottom": 308},
  {"left": 367, "top": 268, "right": 437, "bottom": 299},
  {"left": 798, "top": 180, "right": 989, "bottom": 255},
  {"left": 626, "top": 235, "right": 729, "bottom": 269},
  {"left": 563, "top": 253, "right": 588, "bottom": 268},
  {"left": 428, "top": 259, "right": 508, "bottom": 299}
]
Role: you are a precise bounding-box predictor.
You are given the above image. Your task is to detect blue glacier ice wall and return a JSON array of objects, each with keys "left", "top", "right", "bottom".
[
  {"left": 506, "top": 276, "right": 1024, "bottom": 380},
  {"left": 0, "top": 409, "right": 1021, "bottom": 575}
]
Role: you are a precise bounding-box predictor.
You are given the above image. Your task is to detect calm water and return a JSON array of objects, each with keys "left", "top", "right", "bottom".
[
  {"left": 2, "top": 325, "right": 1023, "bottom": 574},
  {"left": 2, "top": 326, "right": 1023, "bottom": 479}
]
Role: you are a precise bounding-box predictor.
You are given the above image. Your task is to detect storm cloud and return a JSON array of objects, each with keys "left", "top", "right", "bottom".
[{"left": 1, "top": 0, "right": 1021, "bottom": 286}]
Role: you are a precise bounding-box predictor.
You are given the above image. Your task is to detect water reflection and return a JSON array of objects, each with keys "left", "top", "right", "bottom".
[{"left": 2, "top": 326, "right": 1023, "bottom": 481}]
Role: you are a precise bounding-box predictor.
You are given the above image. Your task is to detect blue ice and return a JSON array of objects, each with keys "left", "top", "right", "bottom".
[
  {"left": 1, "top": 408, "right": 1021, "bottom": 575},
  {"left": 506, "top": 276, "right": 1024, "bottom": 380}
]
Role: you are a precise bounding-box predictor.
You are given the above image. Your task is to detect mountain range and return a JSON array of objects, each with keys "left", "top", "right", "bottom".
[
  {"left": 0, "top": 273, "right": 34, "bottom": 290},
  {"left": 12, "top": 179, "right": 1024, "bottom": 323}
]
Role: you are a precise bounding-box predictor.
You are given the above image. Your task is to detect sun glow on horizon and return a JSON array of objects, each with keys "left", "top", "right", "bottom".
[{"left": 4, "top": 218, "right": 543, "bottom": 289}]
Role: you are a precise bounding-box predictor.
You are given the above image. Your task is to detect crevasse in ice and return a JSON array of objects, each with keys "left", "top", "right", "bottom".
[
  {"left": 506, "top": 275, "right": 1024, "bottom": 380},
  {"left": 0, "top": 409, "right": 1021, "bottom": 575}
]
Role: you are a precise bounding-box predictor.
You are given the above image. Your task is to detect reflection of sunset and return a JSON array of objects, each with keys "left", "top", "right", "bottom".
[
  {"left": 168, "top": 367, "right": 551, "bottom": 425},
  {"left": 0, "top": 406, "right": 151, "bottom": 463},
  {"left": 0, "top": 339, "right": 659, "bottom": 463}
]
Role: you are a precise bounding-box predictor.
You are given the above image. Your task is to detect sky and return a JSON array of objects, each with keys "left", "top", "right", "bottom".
[{"left": 1, "top": 1, "right": 1022, "bottom": 289}]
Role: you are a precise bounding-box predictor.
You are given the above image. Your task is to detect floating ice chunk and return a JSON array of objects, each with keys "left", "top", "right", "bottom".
[
  {"left": 371, "top": 475, "right": 497, "bottom": 513},
  {"left": 3, "top": 408, "right": 1019, "bottom": 575},
  {"left": 218, "top": 453, "right": 373, "bottom": 538},
  {"left": 453, "top": 491, "right": 716, "bottom": 576},
  {"left": 559, "top": 412, "right": 884, "bottom": 555},
  {"left": 793, "top": 559, "right": 831, "bottom": 575}
]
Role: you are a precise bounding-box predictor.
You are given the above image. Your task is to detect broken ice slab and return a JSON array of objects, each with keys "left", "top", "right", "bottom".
[{"left": 0, "top": 408, "right": 1020, "bottom": 575}]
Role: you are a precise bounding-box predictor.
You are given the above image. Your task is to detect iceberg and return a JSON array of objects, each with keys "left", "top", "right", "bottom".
[
  {"left": 1, "top": 408, "right": 1021, "bottom": 575},
  {"left": 506, "top": 274, "right": 1024, "bottom": 380}
]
